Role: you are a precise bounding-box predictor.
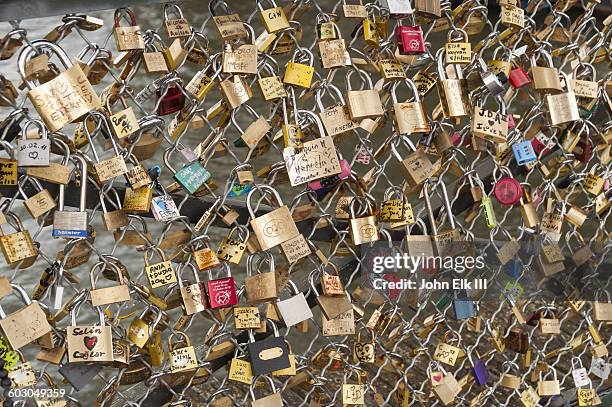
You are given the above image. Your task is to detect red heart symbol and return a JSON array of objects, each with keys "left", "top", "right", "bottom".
[
  {"left": 432, "top": 373, "right": 443, "bottom": 382},
  {"left": 84, "top": 336, "right": 98, "bottom": 350}
]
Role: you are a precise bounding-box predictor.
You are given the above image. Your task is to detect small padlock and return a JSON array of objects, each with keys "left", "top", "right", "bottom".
[{"left": 349, "top": 196, "right": 380, "bottom": 245}]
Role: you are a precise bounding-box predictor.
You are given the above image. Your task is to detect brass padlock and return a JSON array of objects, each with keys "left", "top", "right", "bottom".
[
  {"left": 349, "top": 196, "right": 380, "bottom": 245},
  {"left": 0, "top": 211, "right": 38, "bottom": 268},
  {"left": 391, "top": 78, "right": 430, "bottom": 135},
  {"left": 346, "top": 68, "right": 384, "bottom": 120},
  {"left": 113, "top": 8, "right": 145, "bottom": 51},
  {"left": 530, "top": 50, "right": 562, "bottom": 92},
  {"left": 258, "top": 0, "right": 290, "bottom": 33},
  {"left": 247, "top": 185, "right": 299, "bottom": 251},
  {"left": 436, "top": 46, "right": 470, "bottom": 118}
]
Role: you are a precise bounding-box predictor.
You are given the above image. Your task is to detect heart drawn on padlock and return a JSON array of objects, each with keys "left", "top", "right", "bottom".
[
  {"left": 28, "top": 151, "right": 39, "bottom": 159},
  {"left": 84, "top": 336, "right": 98, "bottom": 350},
  {"left": 354, "top": 342, "right": 374, "bottom": 360}
]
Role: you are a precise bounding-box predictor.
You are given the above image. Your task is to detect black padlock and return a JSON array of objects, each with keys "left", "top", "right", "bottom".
[{"left": 246, "top": 322, "right": 290, "bottom": 376}]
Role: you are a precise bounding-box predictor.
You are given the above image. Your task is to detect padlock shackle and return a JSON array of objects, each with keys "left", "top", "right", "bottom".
[
  {"left": 163, "top": 3, "right": 184, "bottom": 20},
  {"left": 17, "top": 40, "right": 73, "bottom": 90},
  {"left": 246, "top": 184, "right": 284, "bottom": 219}
]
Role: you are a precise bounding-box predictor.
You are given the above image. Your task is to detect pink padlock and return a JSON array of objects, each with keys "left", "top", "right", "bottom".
[
  {"left": 508, "top": 67, "right": 531, "bottom": 88},
  {"left": 507, "top": 114, "right": 516, "bottom": 130},
  {"left": 395, "top": 25, "right": 425, "bottom": 55},
  {"left": 308, "top": 159, "right": 351, "bottom": 190}
]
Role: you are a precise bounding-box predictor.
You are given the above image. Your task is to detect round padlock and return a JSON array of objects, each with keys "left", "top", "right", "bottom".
[{"left": 493, "top": 177, "right": 523, "bottom": 206}]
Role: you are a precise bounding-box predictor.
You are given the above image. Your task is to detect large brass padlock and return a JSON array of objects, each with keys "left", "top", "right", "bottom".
[
  {"left": 436, "top": 47, "right": 470, "bottom": 118},
  {"left": 349, "top": 196, "right": 380, "bottom": 245},
  {"left": 247, "top": 185, "right": 299, "bottom": 251},
  {"left": 18, "top": 40, "right": 100, "bottom": 132}
]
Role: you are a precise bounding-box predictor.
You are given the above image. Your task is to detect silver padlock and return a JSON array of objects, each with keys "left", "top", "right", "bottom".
[
  {"left": 275, "top": 280, "right": 313, "bottom": 327},
  {"left": 17, "top": 119, "right": 50, "bottom": 167},
  {"left": 380, "top": 0, "right": 413, "bottom": 18},
  {"left": 52, "top": 154, "right": 89, "bottom": 238}
]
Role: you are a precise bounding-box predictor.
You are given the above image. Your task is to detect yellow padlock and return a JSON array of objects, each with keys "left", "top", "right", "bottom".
[{"left": 283, "top": 49, "right": 315, "bottom": 89}]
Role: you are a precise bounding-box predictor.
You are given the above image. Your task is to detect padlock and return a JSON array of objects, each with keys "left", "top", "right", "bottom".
[
  {"left": 17, "top": 119, "right": 50, "bottom": 167},
  {"left": 320, "top": 262, "right": 345, "bottom": 296},
  {"left": 349, "top": 196, "right": 380, "bottom": 245},
  {"left": 392, "top": 138, "right": 435, "bottom": 187},
  {"left": 244, "top": 252, "right": 278, "bottom": 305},
  {"left": 247, "top": 185, "right": 299, "bottom": 251},
  {"left": 453, "top": 291, "right": 476, "bottom": 320},
  {"left": 216, "top": 225, "right": 249, "bottom": 265},
  {"left": 471, "top": 97, "right": 509, "bottom": 144},
  {"left": 414, "top": 0, "right": 441, "bottom": 18},
  {"left": 220, "top": 74, "right": 254, "bottom": 109},
  {"left": 392, "top": 78, "right": 430, "bottom": 134},
  {"left": 470, "top": 356, "right": 488, "bottom": 386},
  {"left": 52, "top": 154, "right": 89, "bottom": 238},
  {"left": 310, "top": 272, "right": 353, "bottom": 321},
  {"left": 0, "top": 284, "right": 52, "bottom": 350},
  {"left": 318, "top": 21, "right": 351, "bottom": 69},
  {"left": 142, "top": 43, "right": 169, "bottom": 74},
  {"left": 230, "top": 103, "right": 272, "bottom": 150},
  {"left": 89, "top": 260, "right": 131, "bottom": 307},
  {"left": 18, "top": 40, "right": 100, "bottom": 132},
  {"left": 512, "top": 139, "right": 537, "bottom": 166},
  {"left": 396, "top": 25, "right": 425, "bottom": 55},
  {"left": 519, "top": 184, "right": 539, "bottom": 228},
  {"left": 283, "top": 48, "right": 315, "bottom": 89},
  {"left": 207, "top": 263, "right": 238, "bottom": 309},
  {"left": 538, "top": 307, "right": 560, "bottom": 334},
  {"left": 546, "top": 80, "right": 580, "bottom": 125},
  {"left": 353, "top": 330, "right": 375, "bottom": 363},
  {"left": 342, "top": 370, "right": 366, "bottom": 405},
  {"left": 166, "top": 151, "right": 211, "bottom": 195},
  {"left": 530, "top": 50, "right": 562, "bottom": 92},
  {"left": 500, "top": 361, "right": 521, "bottom": 389},
  {"left": 346, "top": 68, "right": 384, "bottom": 120},
  {"left": 258, "top": 0, "right": 290, "bottom": 33},
  {"left": 571, "top": 356, "right": 591, "bottom": 388},
  {"left": 424, "top": 180, "right": 463, "bottom": 257},
  {"left": 163, "top": 3, "right": 191, "bottom": 38},
  {"left": 128, "top": 306, "right": 160, "bottom": 348},
  {"left": 491, "top": 167, "right": 522, "bottom": 206},
  {"left": 144, "top": 247, "right": 176, "bottom": 289},
  {"left": 274, "top": 280, "right": 313, "bottom": 328},
  {"left": 222, "top": 28, "right": 257, "bottom": 75},
  {"left": 66, "top": 300, "right": 113, "bottom": 363},
  {"left": 249, "top": 375, "right": 283, "bottom": 407},
  {"left": 18, "top": 175, "right": 56, "bottom": 221},
  {"left": 176, "top": 262, "right": 207, "bottom": 315},
  {"left": 342, "top": 0, "right": 368, "bottom": 18},
  {"left": 168, "top": 331, "right": 198, "bottom": 372},
  {"left": 247, "top": 321, "right": 291, "bottom": 375},
  {"left": 537, "top": 368, "right": 561, "bottom": 396},
  {"left": 436, "top": 46, "right": 470, "bottom": 118},
  {"left": 113, "top": 8, "right": 145, "bottom": 51},
  {"left": 381, "top": 0, "right": 413, "bottom": 18},
  {"left": 157, "top": 84, "right": 186, "bottom": 116},
  {"left": 99, "top": 188, "right": 128, "bottom": 231}
]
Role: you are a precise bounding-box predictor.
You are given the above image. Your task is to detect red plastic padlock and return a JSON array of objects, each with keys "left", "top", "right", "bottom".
[
  {"left": 207, "top": 265, "right": 238, "bottom": 309},
  {"left": 493, "top": 177, "right": 523, "bottom": 206},
  {"left": 395, "top": 25, "right": 425, "bottom": 55},
  {"left": 157, "top": 85, "right": 186, "bottom": 115},
  {"left": 508, "top": 67, "right": 531, "bottom": 89}
]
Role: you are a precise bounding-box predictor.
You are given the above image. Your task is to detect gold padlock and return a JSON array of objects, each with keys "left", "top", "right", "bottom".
[{"left": 348, "top": 196, "right": 380, "bottom": 245}]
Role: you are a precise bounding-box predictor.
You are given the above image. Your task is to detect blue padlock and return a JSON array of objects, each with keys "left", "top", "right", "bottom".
[
  {"left": 453, "top": 295, "right": 476, "bottom": 320},
  {"left": 504, "top": 258, "right": 522, "bottom": 279},
  {"left": 512, "top": 140, "right": 537, "bottom": 166},
  {"left": 471, "top": 359, "right": 488, "bottom": 385}
]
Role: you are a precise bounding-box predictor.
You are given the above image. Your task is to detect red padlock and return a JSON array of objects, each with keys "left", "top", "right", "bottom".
[
  {"left": 493, "top": 176, "right": 523, "bottom": 206},
  {"left": 206, "top": 264, "right": 238, "bottom": 309},
  {"left": 574, "top": 138, "right": 591, "bottom": 163},
  {"left": 157, "top": 85, "right": 186, "bottom": 115},
  {"left": 531, "top": 131, "right": 553, "bottom": 156},
  {"left": 508, "top": 67, "right": 531, "bottom": 89},
  {"left": 395, "top": 25, "right": 425, "bottom": 55}
]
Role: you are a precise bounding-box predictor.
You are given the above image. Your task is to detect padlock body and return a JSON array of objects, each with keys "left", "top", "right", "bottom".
[
  {"left": 207, "top": 277, "right": 238, "bottom": 309},
  {"left": 52, "top": 211, "right": 88, "bottom": 238},
  {"left": 437, "top": 79, "right": 470, "bottom": 118},
  {"left": 396, "top": 26, "right": 425, "bottom": 55}
]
